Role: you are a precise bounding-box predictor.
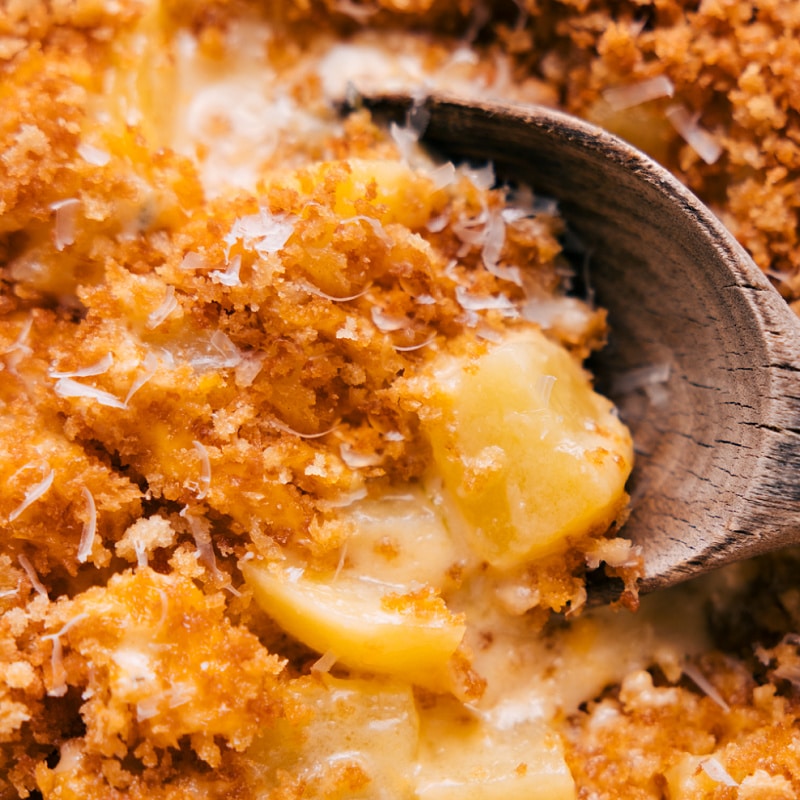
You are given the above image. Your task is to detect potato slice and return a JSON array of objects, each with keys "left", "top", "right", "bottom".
[
  {"left": 247, "top": 676, "right": 420, "bottom": 799},
  {"left": 331, "top": 158, "right": 446, "bottom": 228},
  {"left": 242, "top": 559, "right": 465, "bottom": 680},
  {"left": 421, "top": 329, "right": 633, "bottom": 569},
  {"left": 415, "top": 697, "right": 576, "bottom": 800}
]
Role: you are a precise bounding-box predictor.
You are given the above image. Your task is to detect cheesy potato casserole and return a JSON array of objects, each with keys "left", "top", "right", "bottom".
[{"left": 2, "top": 1, "right": 800, "bottom": 799}]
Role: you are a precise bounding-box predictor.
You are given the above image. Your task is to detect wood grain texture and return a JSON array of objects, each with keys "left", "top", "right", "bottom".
[{"left": 365, "top": 94, "right": 800, "bottom": 595}]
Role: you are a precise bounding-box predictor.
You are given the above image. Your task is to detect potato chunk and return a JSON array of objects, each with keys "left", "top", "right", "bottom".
[
  {"left": 242, "top": 560, "right": 465, "bottom": 681},
  {"left": 313, "top": 157, "right": 446, "bottom": 228},
  {"left": 247, "top": 676, "right": 419, "bottom": 800},
  {"left": 415, "top": 697, "right": 576, "bottom": 800},
  {"left": 421, "top": 329, "right": 633, "bottom": 569}
]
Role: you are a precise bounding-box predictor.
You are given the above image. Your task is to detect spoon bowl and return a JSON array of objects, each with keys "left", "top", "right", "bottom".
[{"left": 362, "top": 93, "right": 800, "bottom": 599}]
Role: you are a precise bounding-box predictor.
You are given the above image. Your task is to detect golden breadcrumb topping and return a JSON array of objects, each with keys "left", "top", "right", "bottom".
[{"left": 3, "top": 1, "right": 800, "bottom": 799}]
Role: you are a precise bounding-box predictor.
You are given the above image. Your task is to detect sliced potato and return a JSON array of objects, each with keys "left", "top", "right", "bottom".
[
  {"left": 242, "top": 559, "right": 465, "bottom": 681},
  {"left": 248, "top": 675, "right": 420, "bottom": 800},
  {"left": 421, "top": 329, "right": 633, "bottom": 569},
  {"left": 333, "top": 158, "right": 446, "bottom": 228},
  {"left": 415, "top": 696, "right": 576, "bottom": 800}
]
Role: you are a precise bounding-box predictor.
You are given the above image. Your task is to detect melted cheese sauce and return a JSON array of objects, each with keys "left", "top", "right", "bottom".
[{"left": 244, "top": 474, "right": 712, "bottom": 797}]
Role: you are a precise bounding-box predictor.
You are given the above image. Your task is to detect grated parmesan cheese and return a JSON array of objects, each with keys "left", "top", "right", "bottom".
[
  {"left": 181, "top": 330, "right": 243, "bottom": 373},
  {"left": 269, "top": 419, "right": 340, "bottom": 439},
  {"left": 475, "top": 324, "right": 503, "bottom": 343},
  {"left": 146, "top": 286, "right": 179, "bottom": 329},
  {"left": 481, "top": 208, "right": 523, "bottom": 286},
  {"left": 124, "top": 352, "right": 160, "bottom": 406},
  {"left": 9, "top": 466, "right": 55, "bottom": 522},
  {"left": 50, "top": 198, "right": 80, "bottom": 251},
  {"left": 332, "top": 539, "right": 348, "bottom": 582},
  {"left": 451, "top": 204, "right": 489, "bottom": 249},
  {"left": 681, "top": 660, "right": 730, "bottom": 712},
  {"left": 602, "top": 76, "right": 675, "bottom": 111},
  {"left": 224, "top": 210, "right": 296, "bottom": 258},
  {"left": 700, "top": 756, "right": 739, "bottom": 787},
  {"left": 427, "top": 161, "right": 457, "bottom": 190},
  {"left": 209, "top": 331, "right": 241, "bottom": 364},
  {"left": 371, "top": 306, "right": 409, "bottom": 332},
  {"left": 585, "top": 538, "right": 642, "bottom": 570},
  {"left": 47, "top": 349, "right": 160, "bottom": 418},
  {"left": 181, "top": 507, "right": 239, "bottom": 594},
  {"left": 42, "top": 613, "right": 88, "bottom": 697},
  {"left": 76, "top": 142, "right": 111, "bottom": 166},
  {"left": 76, "top": 487, "right": 97, "bottom": 564},
  {"left": 17, "top": 554, "right": 48, "bottom": 599},
  {"left": 168, "top": 682, "right": 195, "bottom": 709},
  {"left": 54, "top": 377, "right": 127, "bottom": 409},
  {"left": 316, "top": 486, "right": 368, "bottom": 511},
  {"left": 49, "top": 353, "right": 113, "bottom": 379},
  {"left": 136, "top": 695, "right": 161, "bottom": 722},
  {"left": 390, "top": 121, "right": 421, "bottom": 164},
  {"left": 234, "top": 352, "right": 266, "bottom": 388},
  {"left": 427, "top": 212, "right": 450, "bottom": 233},
  {"left": 302, "top": 447, "right": 327, "bottom": 480},
  {"left": 180, "top": 251, "right": 209, "bottom": 271},
  {"left": 341, "top": 215, "right": 394, "bottom": 247},
  {"left": 455, "top": 285, "right": 517, "bottom": 313},
  {"left": 2, "top": 318, "right": 32, "bottom": 356},
  {"left": 300, "top": 281, "right": 370, "bottom": 302},
  {"left": 311, "top": 649, "right": 339, "bottom": 673},
  {"left": 393, "top": 335, "right": 436, "bottom": 352},
  {"left": 210, "top": 254, "right": 242, "bottom": 287},
  {"left": 462, "top": 162, "right": 495, "bottom": 191},
  {"left": 666, "top": 104, "right": 723, "bottom": 165},
  {"left": 339, "top": 443, "right": 383, "bottom": 469}
]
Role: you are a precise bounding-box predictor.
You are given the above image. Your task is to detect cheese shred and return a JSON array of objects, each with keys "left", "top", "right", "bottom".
[
  {"left": 76, "top": 487, "right": 97, "bottom": 564},
  {"left": 17, "top": 554, "right": 48, "bottom": 599},
  {"left": 9, "top": 467, "right": 55, "bottom": 522},
  {"left": 42, "top": 613, "right": 88, "bottom": 697}
]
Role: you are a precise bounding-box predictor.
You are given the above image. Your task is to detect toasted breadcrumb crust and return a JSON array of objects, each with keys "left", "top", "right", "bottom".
[{"left": 3, "top": 1, "right": 800, "bottom": 798}]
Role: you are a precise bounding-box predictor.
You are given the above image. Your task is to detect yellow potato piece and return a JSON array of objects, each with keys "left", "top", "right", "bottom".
[
  {"left": 415, "top": 697, "right": 576, "bottom": 800},
  {"left": 242, "top": 560, "right": 466, "bottom": 679},
  {"left": 331, "top": 158, "right": 446, "bottom": 228},
  {"left": 248, "top": 676, "right": 420, "bottom": 800},
  {"left": 424, "top": 329, "right": 633, "bottom": 569}
]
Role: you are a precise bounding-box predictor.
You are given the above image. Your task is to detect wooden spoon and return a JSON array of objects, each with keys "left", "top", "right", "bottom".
[{"left": 359, "top": 93, "right": 800, "bottom": 599}]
